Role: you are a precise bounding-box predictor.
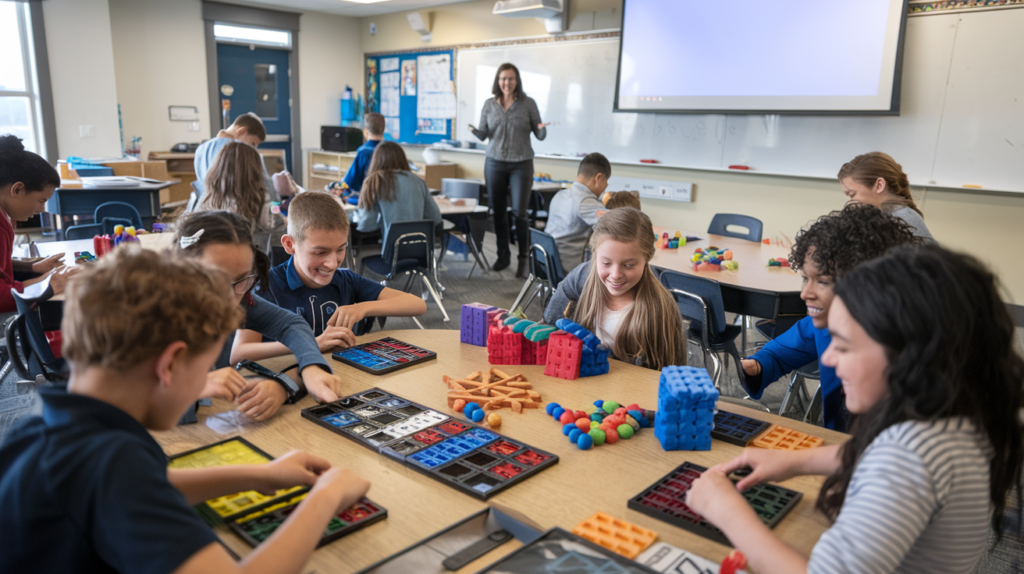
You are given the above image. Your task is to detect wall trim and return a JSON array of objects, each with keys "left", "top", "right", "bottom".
[
  {"left": 28, "top": 1, "right": 57, "bottom": 163},
  {"left": 201, "top": 1, "right": 300, "bottom": 31}
]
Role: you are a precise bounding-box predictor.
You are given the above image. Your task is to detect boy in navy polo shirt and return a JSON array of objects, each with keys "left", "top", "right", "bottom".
[
  {"left": 342, "top": 112, "right": 385, "bottom": 192},
  {"left": 0, "top": 247, "right": 371, "bottom": 573},
  {"left": 231, "top": 191, "right": 426, "bottom": 363}
]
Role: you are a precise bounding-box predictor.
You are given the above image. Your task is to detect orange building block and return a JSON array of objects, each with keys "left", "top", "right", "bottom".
[
  {"left": 571, "top": 512, "right": 658, "bottom": 559},
  {"left": 751, "top": 424, "right": 824, "bottom": 451}
]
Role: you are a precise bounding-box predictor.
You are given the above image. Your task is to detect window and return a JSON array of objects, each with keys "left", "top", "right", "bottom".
[
  {"left": 0, "top": 2, "right": 46, "bottom": 155},
  {"left": 214, "top": 23, "right": 291, "bottom": 48}
]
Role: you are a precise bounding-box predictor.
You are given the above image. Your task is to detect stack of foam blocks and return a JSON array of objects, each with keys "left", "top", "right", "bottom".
[
  {"left": 460, "top": 303, "right": 499, "bottom": 346},
  {"left": 544, "top": 319, "right": 611, "bottom": 380},
  {"left": 487, "top": 315, "right": 557, "bottom": 366},
  {"left": 654, "top": 366, "right": 719, "bottom": 451}
]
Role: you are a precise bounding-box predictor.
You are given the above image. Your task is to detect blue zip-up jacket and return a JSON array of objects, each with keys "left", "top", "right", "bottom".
[{"left": 745, "top": 315, "right": 849, "bottom": 432}]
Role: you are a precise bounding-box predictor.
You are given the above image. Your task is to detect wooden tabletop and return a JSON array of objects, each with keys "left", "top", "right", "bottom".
[
  {"left": 434, "top": 197, "right": 488, "bottom": 216},
  {"left": 33, "top": 233, "right": 174, "bottom": 260},
  {"left": 152, "top": 330, "right": 845, "bottom": 573},
  {"left": 651, "top": 228, "right": 803, "bottom": 294}
]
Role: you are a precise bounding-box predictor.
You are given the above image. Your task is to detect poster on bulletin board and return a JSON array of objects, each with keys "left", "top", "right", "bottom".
[{"left": 365, "top": 49, "right": 454, "bottom": 145}]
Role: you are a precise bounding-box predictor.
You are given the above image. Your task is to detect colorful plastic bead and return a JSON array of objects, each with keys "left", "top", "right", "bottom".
[
  {"left": 617, "top": 424, "right": 634, "bottom": 439},
  {"left": 546, "top": 403, "right": 560, "bottom": 416},
  {"left": 589, "top": 429, "right": 606, "bottom": 446},
  {"left": 577, "top": 433, "right": 594, "bottom": 450},
  {"left": 605, "top": 428, "right": 620, "bottom": 444},
  {"left": 487, "top": 413, "right": 502, "bottom": 427},
  {"left": 602, "top": 401, "right": 620, "bottom": 414},
  {"left": 563, "top": 423, "right": 576, "bottom": 436},
  {"left": 569, "top": 428, "right": 583, "bottom": 443},
  {"left": 453, "top": 399, "right": 467, "bottom": 412},
  {"left": 470, "top": 409, "right": 485, "bottom": 423},
  {"left": 575, "top": 418, "right": 591, "bottom": 433}
]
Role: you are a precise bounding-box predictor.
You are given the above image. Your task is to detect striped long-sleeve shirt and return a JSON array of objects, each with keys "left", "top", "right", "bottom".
[{"left": 809, "top": 418, "right": 993, "bottom": 574}]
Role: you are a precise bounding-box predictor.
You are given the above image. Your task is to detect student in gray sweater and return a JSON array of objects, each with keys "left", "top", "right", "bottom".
[
  {"left": 838, "top": 152, "right": 935, "bottom": 241},
  {"left": 355, "top": 141, "right": 442, "bottom": 248}
]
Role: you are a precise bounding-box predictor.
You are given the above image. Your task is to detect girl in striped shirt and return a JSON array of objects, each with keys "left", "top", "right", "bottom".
[{"left": 687, "top": 245, "right": 1023, "bottom": 574}]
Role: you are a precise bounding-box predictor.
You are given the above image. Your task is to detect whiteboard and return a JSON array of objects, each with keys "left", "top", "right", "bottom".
[{"left": 454, "top": 9, "right": 1024, "bottom": 192}]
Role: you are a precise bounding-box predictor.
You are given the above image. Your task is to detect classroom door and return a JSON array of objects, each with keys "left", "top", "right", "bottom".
[{"left": 217, "top": 44, "right": 292, "bottom": 172}]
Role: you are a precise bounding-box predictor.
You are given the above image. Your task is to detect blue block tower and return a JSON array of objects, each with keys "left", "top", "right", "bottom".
[
  {"left": 460, "top": 303, "right": 497, "bottom": 346},
  {"left": 654, "top": 366, "right": 718, "bottom": 451}
]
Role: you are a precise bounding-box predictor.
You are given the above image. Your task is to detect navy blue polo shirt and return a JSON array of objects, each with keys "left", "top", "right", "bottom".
[
  {"left": 343, "top": 139, "right": 381, "bottom": 192},
  {"left": 264, "top": 256, "right": 385, "bottom": 337},
  {"left": 0, "top": 387, "right": 217, "bottom": 573}
]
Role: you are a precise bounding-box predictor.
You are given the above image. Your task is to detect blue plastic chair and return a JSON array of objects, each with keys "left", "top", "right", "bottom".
[
  {"left": 510, "top": 228, "right": 566, "bottom": 315},
  {"left": 64, "top": 223, "right": 105, "bottom": 240},
  {"left": 707, "top": 213, "right": 763, "bottom": 243},
  {"left": 360, "top": 219, "right": 448, "bottom": 325},
  {"left": 95, "top": 201, "right": 143, "bottom": 230},
  {"left": 438, "top": 178, "right": 489, "bottom": 278}
]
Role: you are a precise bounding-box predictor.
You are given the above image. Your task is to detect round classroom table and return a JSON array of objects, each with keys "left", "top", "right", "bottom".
[
  {"left": 651, "top": 228, "right": 808, "bottom": 334},
  {"left": 152, "top": 330, "right": 846, "bottom": 573}
]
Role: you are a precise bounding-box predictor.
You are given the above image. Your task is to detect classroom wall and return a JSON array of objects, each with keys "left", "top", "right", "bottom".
[
  {"left": 42, "top": 0, "right": 123, "bottom": 159},
  {"left": 359, "top": 0, "right": 621, "bottom": 54},
  {"left": 108, "top": 0, "right": 210, "bottom": 159},
  {"left": 298, "top": 13, "right": 363, "bottom": 151}
]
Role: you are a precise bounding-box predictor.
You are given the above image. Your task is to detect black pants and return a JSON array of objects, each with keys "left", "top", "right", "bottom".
[{"left": 485, "top": 157, "right": 534, "bottom": 259}]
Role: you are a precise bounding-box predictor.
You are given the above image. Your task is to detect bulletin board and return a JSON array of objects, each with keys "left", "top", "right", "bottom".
[{"left": 365, "top": 49, "right": 455, "bottom": 145}]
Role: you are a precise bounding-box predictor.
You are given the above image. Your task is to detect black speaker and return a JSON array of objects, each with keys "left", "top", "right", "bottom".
[{"left": 321, "top": 126, "right": 363, "bottom": 152}]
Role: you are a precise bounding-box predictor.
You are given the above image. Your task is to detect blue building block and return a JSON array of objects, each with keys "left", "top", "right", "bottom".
[
  {"left": 461, "top": 303, "right": 497, "bottom": 346},
  {"left": 654, "top": 366, "right": 719, "bottom": 451}
]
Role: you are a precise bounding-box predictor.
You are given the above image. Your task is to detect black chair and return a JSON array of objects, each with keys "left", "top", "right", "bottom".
[
  {"left": 527, "top": 189, "right": 549, "bottom": 228},
  {"left": 64, "top": 223, "right": 104, "bottom": 240},
  {"left": 659, "top": 270, "right": 767, "bottom": 410},
  {"left": 707, "top": 213, "right": 763, "bottom": 243},
  {"left": 779, "top": 361, "right": 822, "bottom": 424},
  {"left": 438, "top": 178, "right": 489, "bottom": 279},
  {"left": 6, "top": 288, "right": 68, "bottom": 383},
  {"left": 359, "top": 219, "right": 448, "bottom": 326},
  {"left": 95, "top": 201, "right": 143, "bottom": 230},
  {"left": 510, "top": 229, "right": 566, "bottom": 316}
]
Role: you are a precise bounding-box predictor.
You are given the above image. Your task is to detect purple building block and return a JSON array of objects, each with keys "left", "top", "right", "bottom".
[{"left": 460, "top": 303, "right": 497, "bottom": 346}]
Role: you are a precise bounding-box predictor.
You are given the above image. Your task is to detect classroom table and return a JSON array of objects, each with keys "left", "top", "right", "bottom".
[
  {"left": 32, "top": 232, "right": 174, "bottom": 261},
  {"left": 434, "top": 198, "right": 491, "bottom": 274},
  {"left": 651, "top": 228, "right": 807, "bottom": 335},
  {"left": 151, "top": 329, "right": 845, "bottom": 573},
  {"left": 46, "top": 181, "right": 178, "bottom": 239}
]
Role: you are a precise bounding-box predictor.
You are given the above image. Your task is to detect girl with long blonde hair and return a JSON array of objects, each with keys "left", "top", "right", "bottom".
[
  {"left": 197, "top": 141, "right": 271, "bottom": 234},
  {"left": 544, "top": 208, "right": 686, "bottom": 370}
]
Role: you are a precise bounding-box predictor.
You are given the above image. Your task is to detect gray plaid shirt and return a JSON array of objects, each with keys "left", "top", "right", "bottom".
[{"left": 471, "top": 96, "right": 547, "bottom": 162}]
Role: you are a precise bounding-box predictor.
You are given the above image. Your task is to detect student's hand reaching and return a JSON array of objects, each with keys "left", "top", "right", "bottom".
[
  {"left": 310, "top": 467, "right": 372, "bottom": 515},
  {"left": 685, "top": 467, "right": 753, "bottom": 529},
  {"left": 257, "top": 451, "right": 331, "bottom": 494},
  {"left": 711, "top": 448, "right": 807, "bottom": 492},
  {"left": 236, "top": 379, "right": 288, "bottom": 421},
  {"left": 31, "top": 253, "right": 65, "bottom": 274},
  {"left": 328, "top": 304, "right": 367, "bottom": 331},
  {"left": 200, "top": 367, "right": 248, "bottom": 401},
  {"left": 47, "top": 265, "right": 79, "bottom": 296},
  {"left": 316, "top": 325, "right": 357, "bottom": 352},
  {"left": 301, "top": 366, "right": 342, "bottom": 403}
]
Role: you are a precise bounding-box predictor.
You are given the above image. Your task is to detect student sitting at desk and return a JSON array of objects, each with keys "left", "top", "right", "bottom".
[
  {"left": 838, "top": 152, "right": 934, "bottom": 241},
  {"left": 0, "top": 247, "right": 371, "bottom": 573},
  {"left": 341, "top": 112, "right": 385, "bottom": 193},
  {"left": 232, "top": 191, "right": 426, "bottom": 362},
  {"left": 740, "top": 203, "right": 921, "bottom": 432},
  {"left": 688, "top": 245, "right": 1023, "bottom": 574},
  {"left": 355, "top": 142, "right": 442, "bottom": 248},
  {"left": 194, "top": 112, "right": 277, "bottom": 199},
  {"left": 196, "top": 141, "right": 284, "bottom": 251},
  {"left": 0, "top": 135, "right": 72, "bottom": 311},
  {"left": 175, "top": 211, "right": 342, "bottom": 421},
  {"left": 545, "top": 153, "right": 611, "bottom": 271}
]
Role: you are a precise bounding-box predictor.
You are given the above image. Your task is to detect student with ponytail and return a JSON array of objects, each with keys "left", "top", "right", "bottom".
[
  {"left": 174, "top": 211, "right": 342, "bottom": 421},
  {"left": 686, "top": 244, "right": 1023, "bottom": 574},
  {"left": 544, "top": 208, "right": 686, "bottom": 370},
  {"left": 838, "top": 152, "right": 934, "bottom": 240},
  {"left": 0, "top": 135, "right": 70, "bottom": 311}
]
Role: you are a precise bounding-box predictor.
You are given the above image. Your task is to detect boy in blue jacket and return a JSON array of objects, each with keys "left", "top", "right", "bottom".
[{"left": 741, "top": 203, "right": 920, "bottom": 431}]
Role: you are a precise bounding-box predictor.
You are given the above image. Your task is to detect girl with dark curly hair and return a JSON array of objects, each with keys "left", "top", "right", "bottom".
[
  {"left": 740, "top": 203, "right": 920, "bottom": 431},
  {"left": 686, "top": 244, "right": 1023, "bottom": 574}
]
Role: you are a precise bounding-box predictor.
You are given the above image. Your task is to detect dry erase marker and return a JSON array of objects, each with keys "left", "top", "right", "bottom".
[
  {"left": 728, "top": 165, "right": 751, "bottom": 170},
  {"left": 640, "top": 159, "right": 659, "bottom": 163},
  {"left": 963, "top": 184, "right": 982, "bottom": 188}
]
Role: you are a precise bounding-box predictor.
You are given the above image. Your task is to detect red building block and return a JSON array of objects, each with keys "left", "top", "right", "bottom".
[
  {"left": 544, "top": 330, "right": 582, "bottom": 380},
  {"left": 487, "top": 324, "right": 524, "bottom": 365}
]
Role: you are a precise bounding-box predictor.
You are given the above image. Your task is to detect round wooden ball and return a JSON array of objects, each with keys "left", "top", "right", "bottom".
[{"left": 487, "top": 413, "right": 501, "bottom": 428}]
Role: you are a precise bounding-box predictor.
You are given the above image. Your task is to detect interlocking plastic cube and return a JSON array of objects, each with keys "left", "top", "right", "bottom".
[
  {"left": 571, "top": 512, "right": 658, "bottom": 559},
  {"left": 654, "top": 366, "right": 719, "bottom": 451},
  {"left": 751, "top": 424, "right": 823, "bottom": 451},
  {"left": 544, "top": 330, "right": 582, "bottom": 380},
  {"left": 487, "top": 324, "right": 523, "bottom": 365},
  {"left": 460, "top": 303, "right": 498, "bottom": 346},
  {"left": 552, "top": 318, "right": 610, "bottom": 378}
]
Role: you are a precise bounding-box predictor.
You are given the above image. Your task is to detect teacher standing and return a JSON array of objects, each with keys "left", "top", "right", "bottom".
[{"left": 471, "top": 63, "right": 550, "bottom": 278}]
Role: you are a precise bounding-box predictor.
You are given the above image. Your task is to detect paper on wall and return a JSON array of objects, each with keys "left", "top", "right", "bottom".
[
  {"left": 381, "top": 71, "right": 401, "bottom": 117},
  {"left": 385, "top": 117, "right": 400, "bottom": 139},
  {"left": 418, "top": 92, "right": 457, "bottom": 119},
  {"left": 380, "top": 57, "right": 400, "bottom": 72},
  {"left": 401, "top": 60, "right": 417, "bottom": 96},
  {"left": 417, "top": 118, "right": 447, "bottom": 135}
]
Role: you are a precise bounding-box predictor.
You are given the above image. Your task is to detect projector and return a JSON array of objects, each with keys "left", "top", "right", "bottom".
[{"left": 493, "top": 0, "right": 563, "bottom": 19}]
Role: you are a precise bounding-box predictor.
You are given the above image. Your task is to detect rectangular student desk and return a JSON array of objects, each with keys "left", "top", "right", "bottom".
[
  {"left": 151, "top": 329, "right": 846, "bottom": 573},
  {"left": 651, "top": 228, "right": 807, "bottom": 336},
  {"left": 46, "top": 181, "right": 178, "bottom": 239}
]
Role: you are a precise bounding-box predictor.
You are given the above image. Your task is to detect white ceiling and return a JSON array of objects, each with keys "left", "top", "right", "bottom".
[{"left": 218, "top": 0, "right": 481, "bottom": 18}]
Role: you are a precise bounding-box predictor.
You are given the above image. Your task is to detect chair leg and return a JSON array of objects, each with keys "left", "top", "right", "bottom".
[
  {"left": 803, "top": 386, "right": 823, "bottom": 425},
  {"left": 420, "top": 273, "right": 450, "bottom": 323},
  {"left": 412, "top": 316, "right": 425, "bottom": 330},
  {"left": 466, "top": 234, "right": 489, "bottom": 280},
  {"left": 707, "top": 350, "right": 723, "bottom": 387},
  {"left": 510, "top": 274, "right": 537, "bottom": 314},
  {"left": 778, "top": 371, "right": 806, "bottom": 418},
  {"left": 519, "top": 282, "right": 545, "bottom": 315},
  {"left": 437, "top": 233, "right": 448, "bottom": 267},
  {"left": 401, "top": 272, "right": 415, "bottom": 294}
]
